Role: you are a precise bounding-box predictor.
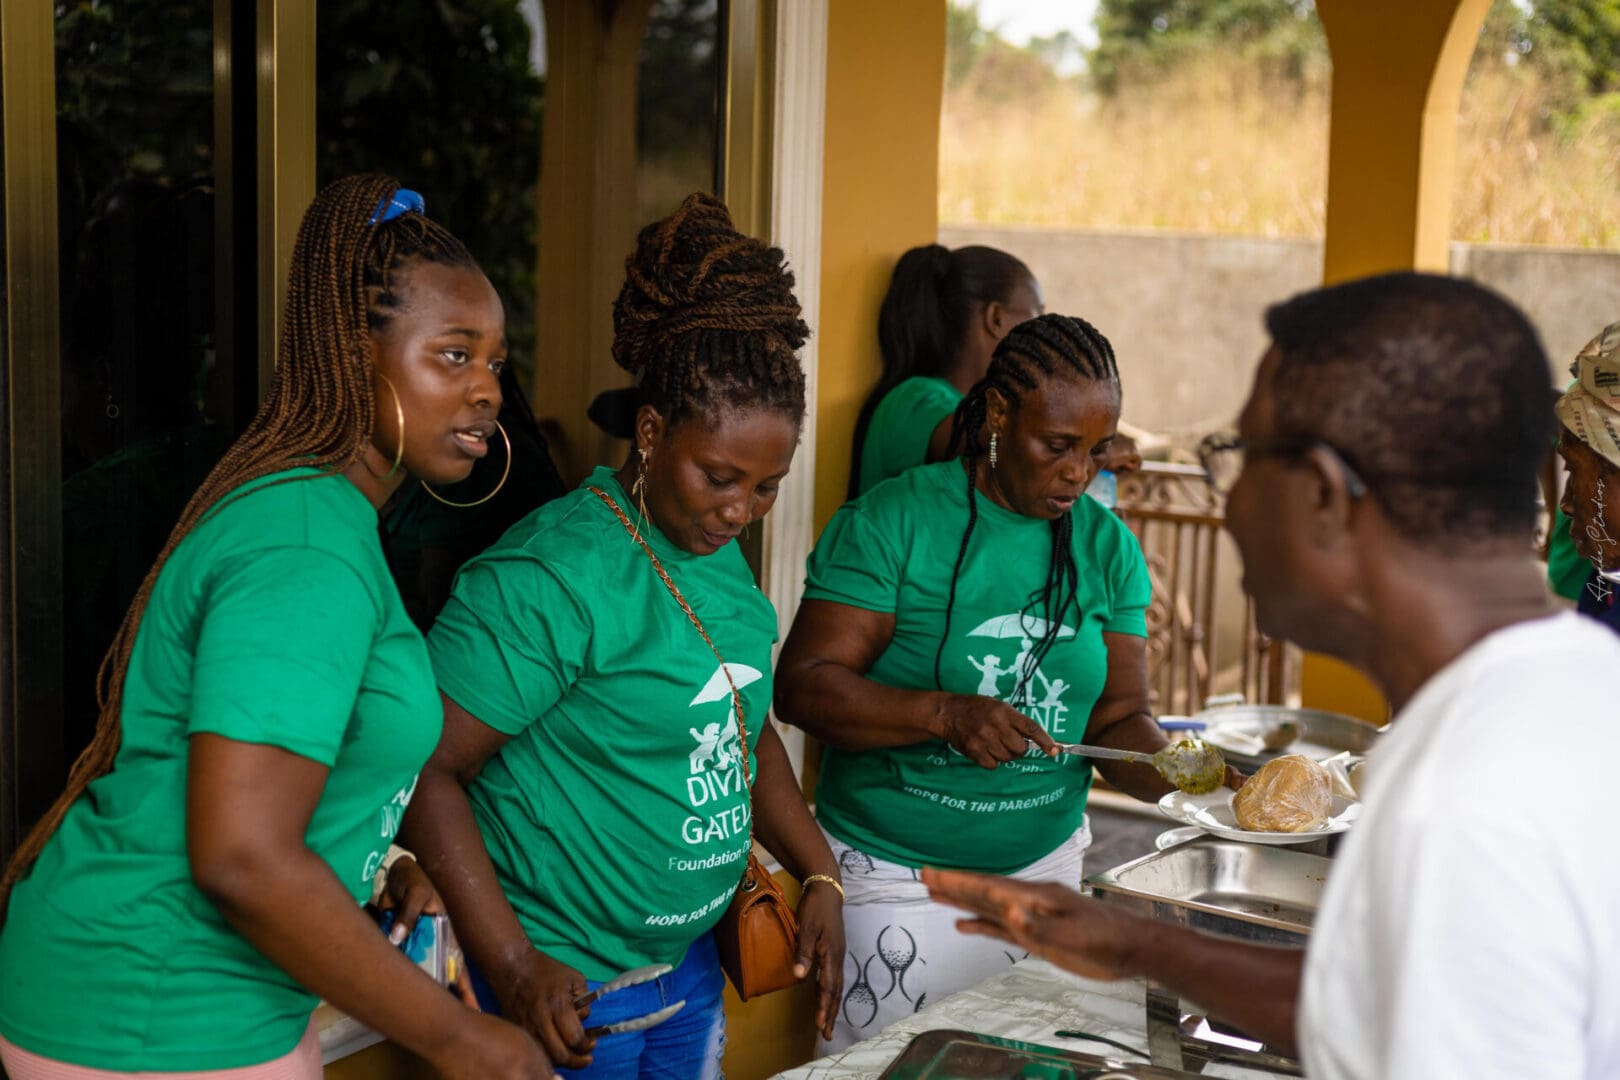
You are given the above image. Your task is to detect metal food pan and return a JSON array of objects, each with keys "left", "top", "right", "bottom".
[
  {"left": 1195, "top": 704, "right": 1382, "bottom": 772},
  {"left": 1086, "top": 838, "right": 1331, "bottom": 949}
]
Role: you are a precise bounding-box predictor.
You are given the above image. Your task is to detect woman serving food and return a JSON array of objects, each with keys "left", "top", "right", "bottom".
[{"left": 777, "top": 313, "right": 1238, "bottom": 1052}]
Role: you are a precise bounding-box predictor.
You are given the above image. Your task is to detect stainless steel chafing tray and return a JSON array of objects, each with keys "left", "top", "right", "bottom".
[
  {"left": 1085, "top": 838, "right": 1329, "bottom": 949},
  {"left": 1195, "top": 704, "right": 1382, "bottom": 773}
]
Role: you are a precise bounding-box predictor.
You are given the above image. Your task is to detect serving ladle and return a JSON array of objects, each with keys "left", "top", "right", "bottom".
[{"left": 1037, "top": 737, "right": 1228, "bottom": 795}]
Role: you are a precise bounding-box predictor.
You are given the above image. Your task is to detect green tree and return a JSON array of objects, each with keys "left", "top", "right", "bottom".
[
  {"left": 1471, "top": 0, "right": 1620, "bottom": 135},
  {"left": 1090, "top": 0, "right": 1326, "bottom": 93},
  {"left": 1533, "top": 0, "right": 1620, "bottom": 96},
  {"left": 317, "top": 0, "right": 544, "bottom": 380},
  {"left": 947, "top": 2, "right": 992, "bottom": 89}
]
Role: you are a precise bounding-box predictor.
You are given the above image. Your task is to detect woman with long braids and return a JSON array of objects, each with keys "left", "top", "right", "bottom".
[
  {"left": 400, "top": 192, "right": 844, "bottom": 1079},
  {"left": 777, "top": 313, "right": 1238, "bottom": 1052},
  {"left": 0, "top": 175, "right": 548, "bottom": 1078}
]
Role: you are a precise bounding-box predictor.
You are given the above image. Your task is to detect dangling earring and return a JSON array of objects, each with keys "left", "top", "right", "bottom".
[
  {"left": 370, "top": 372, "right": 406, "bottom": 480},
  {"left": 989, "top": 432, "right": 999, "bottom": 470},
  {"left": 421, "top": 420, "right": 512, "bottom": 508},
  {"left": 630, "top": 446, "right": 650, "bottom": 543}
]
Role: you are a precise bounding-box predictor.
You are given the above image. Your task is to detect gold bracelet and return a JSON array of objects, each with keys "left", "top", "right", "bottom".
[{"left": 802, "top": 873, "right": 845, "bottom": 900}]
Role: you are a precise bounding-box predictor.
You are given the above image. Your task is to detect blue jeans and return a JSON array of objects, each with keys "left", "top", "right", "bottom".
[{"left": 470, "top": 934, "right": 726, "bottom": 1080}]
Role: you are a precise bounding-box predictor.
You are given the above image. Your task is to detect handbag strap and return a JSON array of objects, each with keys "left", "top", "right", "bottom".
[{"left": 588, "top": 486, "right": 754, "bottom": 798}]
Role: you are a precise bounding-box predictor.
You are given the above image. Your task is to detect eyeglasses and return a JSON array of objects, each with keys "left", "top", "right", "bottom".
[{"left": 1197, "top": 433, "right": 1370, "bottom": 499}]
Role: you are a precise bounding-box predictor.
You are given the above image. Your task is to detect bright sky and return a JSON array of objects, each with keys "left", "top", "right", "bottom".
[{"left": 970, "top": 0, "right": 1103, "bottom": 50}]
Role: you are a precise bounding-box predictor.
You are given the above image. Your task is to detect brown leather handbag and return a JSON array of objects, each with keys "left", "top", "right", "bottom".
[{"left": 590, "top": 488, "right": 800, "bottom": 1000}]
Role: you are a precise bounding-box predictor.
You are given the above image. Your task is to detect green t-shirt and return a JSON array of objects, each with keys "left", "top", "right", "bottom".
[
  {"left": 0, "top": 469, "right": 440, "bottom": 1071},
  {"left": 856, "top": 376, "right": 963, "bottom": 496},
  {"left": 1549, "top": 505, "right": 1587, "bottom": 601},
  {"left": 426, "top": 467, "right": 778, "bottom": 980},
  {"left": 806, "top": 461, "right": 1151, "bottom": 873}
]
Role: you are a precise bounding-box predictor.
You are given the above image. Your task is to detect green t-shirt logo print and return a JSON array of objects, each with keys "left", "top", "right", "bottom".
[
  {"left": 962, "top": 612, "right": 1079, "bottom": 763},
  {"left": 686, "top": 662, "right": 761, "bottom": 775},
  {"left": 965, "top": 612, "right": 1077, "bottom": 701}
]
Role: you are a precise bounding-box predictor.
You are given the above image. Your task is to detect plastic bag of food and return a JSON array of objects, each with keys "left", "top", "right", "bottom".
[
  {"left": 1233, "top": 754, "right": 1333, "bottom": 832},
  {"left": 1318, "top": 750, "right": 1366, "bottom": 800}
]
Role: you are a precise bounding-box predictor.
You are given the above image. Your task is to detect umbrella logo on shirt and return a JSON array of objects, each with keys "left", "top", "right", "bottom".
[
  {"left": 687, "top": 662, "right": 763, "bottom": 773},
  {"left": 679, "top": 662, "right": 764, "bottom": 850},
  {"left": 965, "top": 613, "right": 1075, "bottom": 708}
]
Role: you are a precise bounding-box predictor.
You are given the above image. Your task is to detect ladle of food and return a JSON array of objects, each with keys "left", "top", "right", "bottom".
[{"left": 1036, "top": 737, "right": 1229, "bottom": 795}]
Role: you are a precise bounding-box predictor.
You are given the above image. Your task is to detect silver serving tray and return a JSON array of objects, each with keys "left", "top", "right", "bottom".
[
  {"left": 1195, "top": 704, "right": 1382, "bottom": 772},
  {"left": 1086, "top": 838, "right": 1330, "bottom": 948}
]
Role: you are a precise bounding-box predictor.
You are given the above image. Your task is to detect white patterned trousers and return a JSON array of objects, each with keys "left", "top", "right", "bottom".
[{"left": 817, "top": 819, "right": 1090, "bottom": 1055}]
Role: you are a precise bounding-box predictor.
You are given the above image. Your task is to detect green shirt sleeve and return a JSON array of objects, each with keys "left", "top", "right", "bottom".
[
  {"left": 858, "top": 378, "right": 964, "bottom": 495},
  {"left": 802, "top": 501, "right": 906, "bottom": 614},
  {"left": 1547, "top": 506, "right": 1587, "bottom": 601},
  {"left": 189, "top": 547, "right": 378, "bottom": 766},
  {"left": 428, "top": 556, "right": 592, "bottom": 735},
  {"left": 1102, "top": 519, "right": 1152, "bottom": 637}
]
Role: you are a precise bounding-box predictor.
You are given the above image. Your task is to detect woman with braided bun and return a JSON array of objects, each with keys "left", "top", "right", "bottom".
[
  {"left": 400, "top": 192, "right": 844, "bottom": 1079},
  {"left": 0, "top": 175, "right": 549, "bottom": 1077},
  {"left": 777, "top": 313, "right": 1241, "bottom": 1051}
]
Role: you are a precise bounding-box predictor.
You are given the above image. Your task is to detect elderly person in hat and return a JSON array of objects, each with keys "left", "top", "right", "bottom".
[{"left": 1555, "top": 322, "right": 1620, "bottom": 633}]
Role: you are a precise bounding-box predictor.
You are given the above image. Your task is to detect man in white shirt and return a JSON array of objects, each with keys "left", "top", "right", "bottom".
[{"left": 924, "top": 272, "right": 1620, "bottom": 1079}]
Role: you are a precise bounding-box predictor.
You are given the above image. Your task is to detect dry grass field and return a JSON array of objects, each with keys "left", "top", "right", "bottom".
[{"left": 941, "top": 42, "right": 1620, "bottom": 248}]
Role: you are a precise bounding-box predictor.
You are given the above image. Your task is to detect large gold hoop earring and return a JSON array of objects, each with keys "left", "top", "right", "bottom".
[
  {"left": 421, "top": 420, "right": 512, "bottom": 508},
  {"left": 373, "top": 372, "right": 406, "bottom": 480}
]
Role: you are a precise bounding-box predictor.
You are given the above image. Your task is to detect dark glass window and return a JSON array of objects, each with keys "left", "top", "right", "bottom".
[{"left": 55, "top": 0, "right": 228, "bottom": 758}]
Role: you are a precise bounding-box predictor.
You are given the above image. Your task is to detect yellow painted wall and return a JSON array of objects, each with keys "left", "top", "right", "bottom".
[
  {"left": 1297, "top": 0, "right": 1489, "bottom": 722},
  {"left": 814, "top": 0, "right": 947, "bottom": 531}
]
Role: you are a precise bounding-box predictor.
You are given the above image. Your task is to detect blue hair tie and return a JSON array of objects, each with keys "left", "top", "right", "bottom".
[{"left": 369, "top": 189, "right": 425, "bottom": 226}]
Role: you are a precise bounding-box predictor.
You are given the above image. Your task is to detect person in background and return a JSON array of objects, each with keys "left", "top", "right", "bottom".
[
  {"left": 0, "top": 175, "right": 549, "bottom": 1078},
  {"left": 1554, "top": 320, "right": 1620, "bottom": 632},
  {"left": 401, "top": 193, "right": 844, "bottom": 1080},
  {"left": 850, "top": 244, "right": 1041, "bottom": 498},
  {"left": 927, "top": 273, "right": 1620, "bottom": 1080},
  {"left": 777, "top": 313, "right": 1232, "bottom": 1053},
  {"left": 851, "top": 243, "right": 1140, "bottom": 499}
]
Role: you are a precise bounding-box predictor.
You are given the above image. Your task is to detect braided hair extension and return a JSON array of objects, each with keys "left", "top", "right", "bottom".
[
  {"left": 1, "top": 174, "right": 477, "bottom": 907},
  {"left": 931, "top": 314, "right": 1121, "bottom": 696},
  {"left": 612, "top": 192, "right": 807, "bottom": 428}
]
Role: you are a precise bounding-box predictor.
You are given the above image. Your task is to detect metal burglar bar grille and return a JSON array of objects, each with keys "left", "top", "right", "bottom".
[{"left": 1113, "top": 462, "right": 1297, "bottom": 715}]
